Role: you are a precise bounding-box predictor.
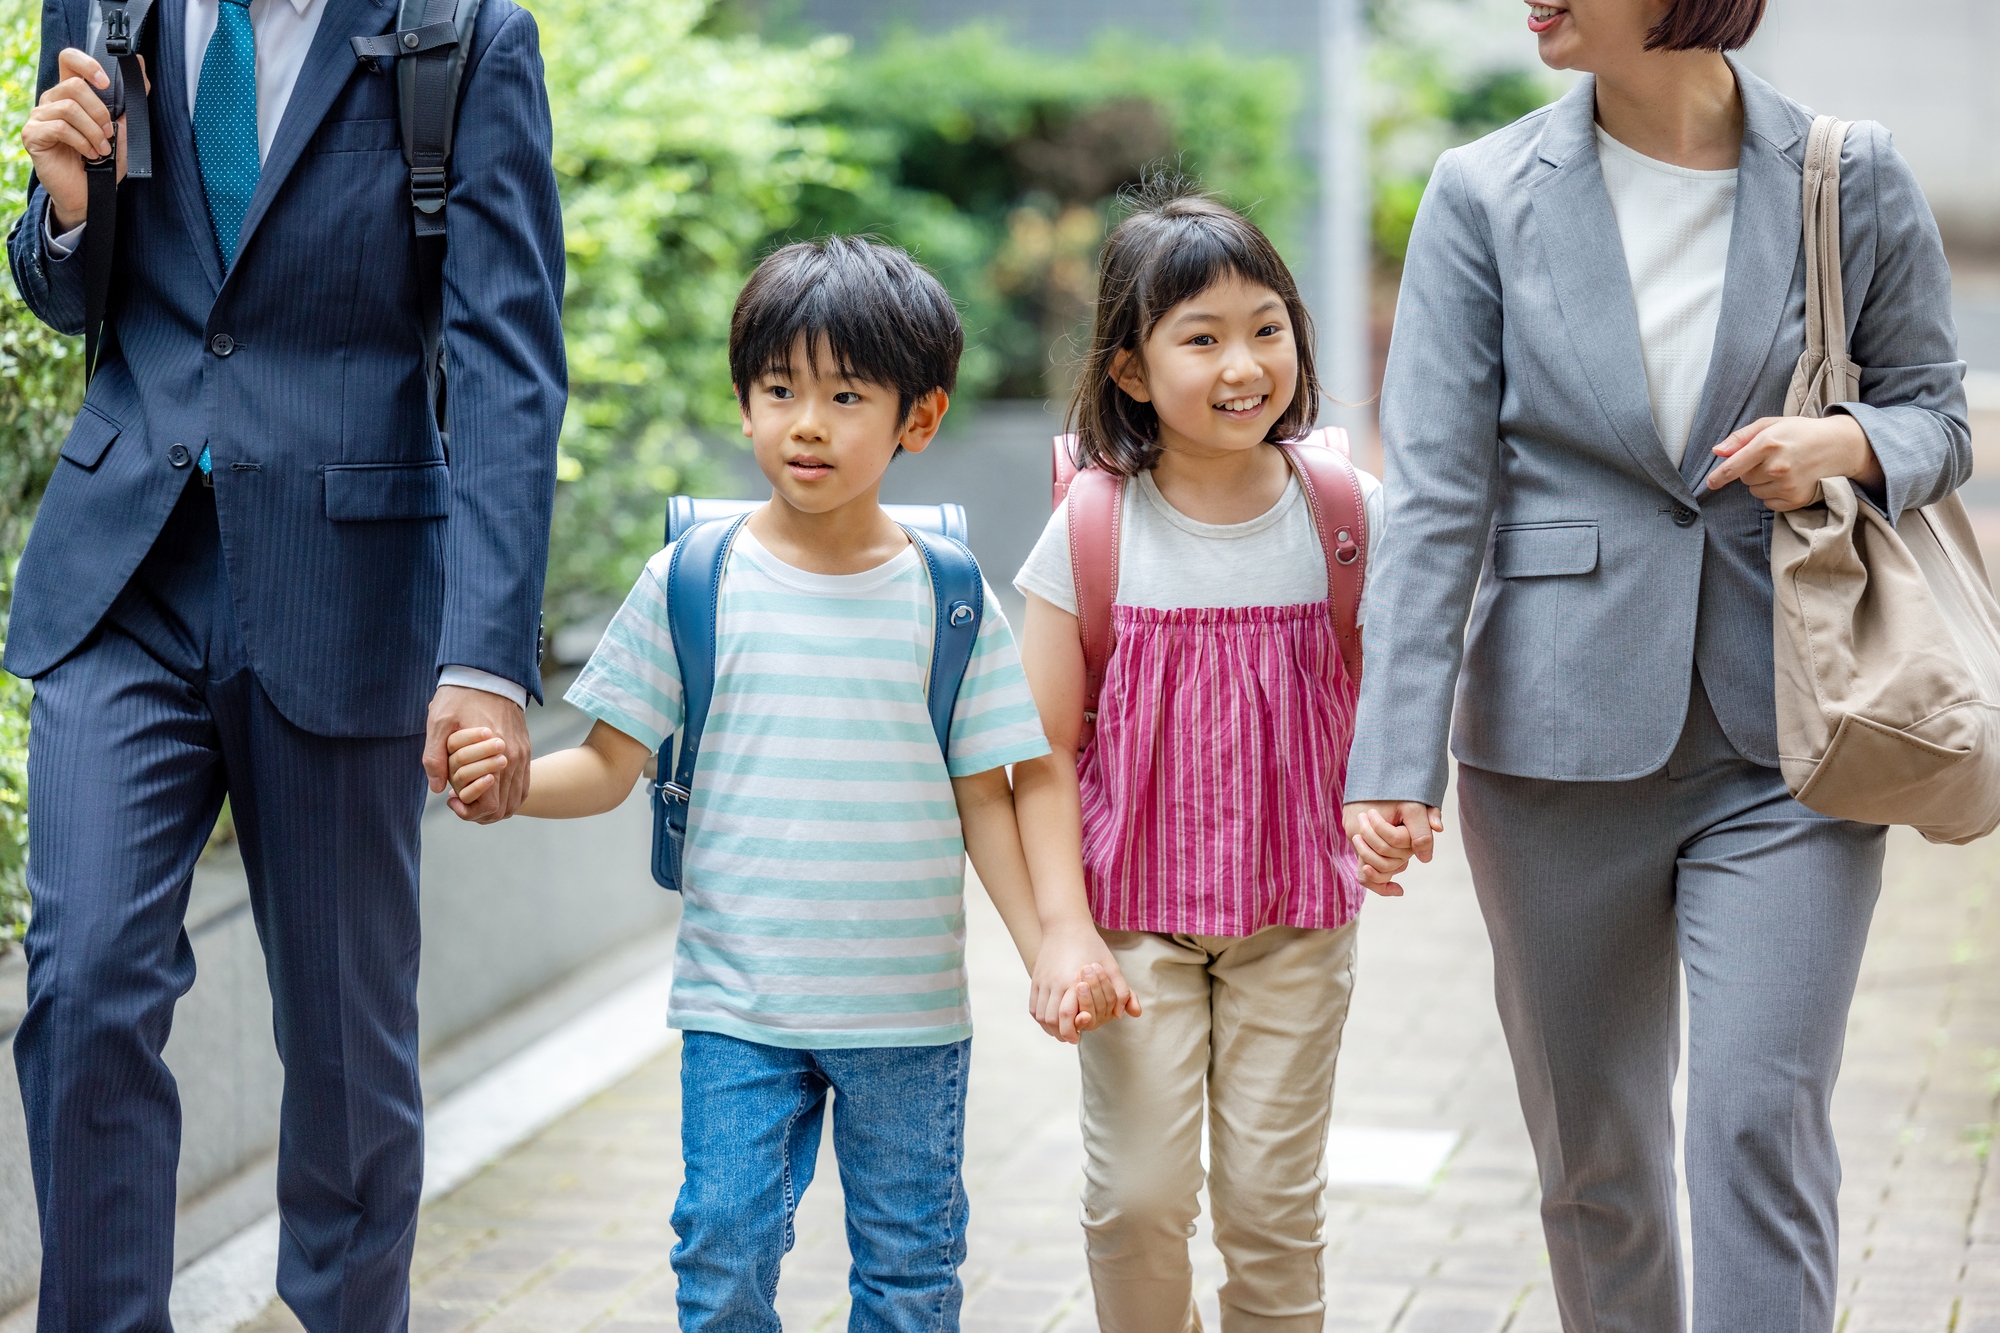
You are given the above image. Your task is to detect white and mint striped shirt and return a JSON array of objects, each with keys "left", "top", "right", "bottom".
[{"left": 568, "top": 528, "right": 1050, "bottom": 1049}]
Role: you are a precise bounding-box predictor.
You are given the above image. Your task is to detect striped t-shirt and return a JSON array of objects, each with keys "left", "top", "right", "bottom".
[{"left": 567, "top": 526, "right": 1051, "bottom": 1049}]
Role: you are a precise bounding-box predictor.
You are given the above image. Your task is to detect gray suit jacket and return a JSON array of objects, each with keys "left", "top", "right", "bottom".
[{"left": 1346, "top": 64, "right": 1970, "bottom": 807}]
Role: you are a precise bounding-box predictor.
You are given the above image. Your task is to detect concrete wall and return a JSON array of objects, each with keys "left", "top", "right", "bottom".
[
  {"left": 1742, "top": 1, "right": 2000, "bottom": 250},
  {"left": 0, "top": 694, "right": 668, "bottom": 1313}
]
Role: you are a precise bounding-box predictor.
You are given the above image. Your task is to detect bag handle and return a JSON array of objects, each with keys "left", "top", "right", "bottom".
[{"left": 1786, "top": 116, "right": 1859, "bottom": 419}]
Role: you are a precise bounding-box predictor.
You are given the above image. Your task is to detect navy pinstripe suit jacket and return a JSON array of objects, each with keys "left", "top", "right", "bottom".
[{"left": 4, "top": 0, "right": 565, "bottom": 738}]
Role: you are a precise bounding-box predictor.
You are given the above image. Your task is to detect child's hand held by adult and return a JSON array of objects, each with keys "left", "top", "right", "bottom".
[
  {"left": 1342, "top": 800, "right": 1443, "bottom": 897},
  {"left": 445, "top": 727, "right": 509, "bottom": 821}
]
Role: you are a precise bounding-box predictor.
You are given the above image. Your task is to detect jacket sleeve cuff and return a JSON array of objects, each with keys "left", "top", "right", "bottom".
[{"left": 438, "top": 665, "right": 529, "bottom": 710}]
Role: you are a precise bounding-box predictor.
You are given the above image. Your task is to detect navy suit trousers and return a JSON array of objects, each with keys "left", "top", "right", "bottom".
[{"left": 15, "top": 478, "right": 426, "bottom": 1333}]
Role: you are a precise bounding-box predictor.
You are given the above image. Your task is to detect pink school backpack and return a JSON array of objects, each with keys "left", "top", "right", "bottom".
[{"left": 1051, "top": 428, "right": 1370, "bottom": 744}]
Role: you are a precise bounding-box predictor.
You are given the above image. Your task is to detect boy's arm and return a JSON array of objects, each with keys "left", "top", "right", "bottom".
[{"left": 448, "top": 720, "right": 651, "bottom": 820}]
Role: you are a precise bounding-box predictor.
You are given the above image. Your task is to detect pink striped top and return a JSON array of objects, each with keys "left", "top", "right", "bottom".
[{"left": 1077, "top": 600, "right": 1364, "bottom": 936}]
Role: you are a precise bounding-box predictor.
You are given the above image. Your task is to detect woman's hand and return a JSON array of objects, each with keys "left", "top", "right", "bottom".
[
  {"left": 1341, "top": 801, "right": 1443, "bottom": 897},
  {"left": 1706, "top": 414, "right": 1883, "bottom": 512}
]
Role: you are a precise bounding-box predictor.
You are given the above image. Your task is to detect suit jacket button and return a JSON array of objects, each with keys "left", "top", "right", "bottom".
[
  {"left": 209, "top": 333, "right": 235, "bottom": 357},
  {"left": 167, "top": 443, "right": 191, "bottom": 468},
  {"left": 1673, "top": 504, "right": 1698, "bottom": 527}
]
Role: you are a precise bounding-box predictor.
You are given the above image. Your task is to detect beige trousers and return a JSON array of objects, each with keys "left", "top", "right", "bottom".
[{"left": 1079, "top": 921, "right": 1359, "bottom": 1333}]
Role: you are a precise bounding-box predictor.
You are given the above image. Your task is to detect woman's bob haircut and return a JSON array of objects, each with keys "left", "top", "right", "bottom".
[
  {"left": 1068, "top": 176, "right": 1320, "bottom": 478},
  {"left": 1645, "top": 0, "right": 1767, "bottom": 52}
]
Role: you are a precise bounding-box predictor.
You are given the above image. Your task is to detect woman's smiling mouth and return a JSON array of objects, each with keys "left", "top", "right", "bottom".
[{"left": 1526, "top": 2, "right": 1567, "bottom": 33}]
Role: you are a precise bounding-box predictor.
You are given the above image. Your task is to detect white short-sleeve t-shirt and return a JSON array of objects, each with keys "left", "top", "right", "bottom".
[{"left": 1013, "top": 468, "right": 1384, "bottom": 620}]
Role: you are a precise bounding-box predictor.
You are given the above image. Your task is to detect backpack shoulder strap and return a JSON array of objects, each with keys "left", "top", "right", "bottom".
[
  {"left": 1282, "top": 430, "right": 1367, "bottom": 682},
  {"left": 1053, "top": 433, "right": 1082, "bottom": 508},
  {"left": 906, "top": 528, "right": 985, "bottom": 762},
  {"left": 79, "top": 0, "right": 157, "bottom": 382},
  {"left": 650, "top": 513, "right": 743, "bottom": 889},
  {"left": 353, "top": 0, "right": 484, "bottom": 430},
  {"left": 1066, "top": 465, "right": 1122, "bottom": 742}
]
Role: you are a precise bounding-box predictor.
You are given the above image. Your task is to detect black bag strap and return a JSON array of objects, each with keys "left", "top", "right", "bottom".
[
  {"left": 79, "top": 0, "right": 155, "bottom": 382},
  {"left": 350, "top": 0, "right": 483, "bottom": 432}
]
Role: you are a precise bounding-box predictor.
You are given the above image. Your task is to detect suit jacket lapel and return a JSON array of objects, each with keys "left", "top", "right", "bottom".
[
  {"left": 1678, "top": 62, "right": 1807, "bottom": 490},
  {"left": 1530, "top": 79, "right": 1694, "bottom": 503},
  {"left": 229, "top": 0, "right": 393, "bottom": 267},
  {"left": 148, "top": 0, "right": 225, "bottom": 290}
]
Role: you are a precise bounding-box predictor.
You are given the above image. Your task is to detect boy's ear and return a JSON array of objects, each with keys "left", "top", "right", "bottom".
[
  {"left": 897, "top": 389, "right": 949, "bottom": 457},
  {"left": 738, "top": 391, "right": 754, "bottom": 437},
  {"left": 1109, "top": 349, "right": 1151, "bottom": 404}
]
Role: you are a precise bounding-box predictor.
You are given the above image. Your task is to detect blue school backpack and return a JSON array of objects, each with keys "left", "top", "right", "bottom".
[{"left": 650, "top": 498, "right": 983, "bottom": 892}]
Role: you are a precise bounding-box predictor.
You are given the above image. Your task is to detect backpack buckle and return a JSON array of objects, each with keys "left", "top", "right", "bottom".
[
  {"left": 103, "top": 6, "right": 131, "bottom": 54},
  {"left": 657, "top": 780, "right": 691, "bottom": 804},
  {"left": 409, "top": 166, "right": 447, "bottom": 215}
]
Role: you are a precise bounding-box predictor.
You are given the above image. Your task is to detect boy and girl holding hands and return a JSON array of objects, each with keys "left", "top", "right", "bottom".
[{"left": 445, "top": 183, "right": 1417, "bottom": 1332}]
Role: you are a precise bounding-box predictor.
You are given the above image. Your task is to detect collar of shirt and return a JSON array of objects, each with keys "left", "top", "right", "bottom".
[{"left": 185, "top": 0, "right": 331, "bottom": 163}]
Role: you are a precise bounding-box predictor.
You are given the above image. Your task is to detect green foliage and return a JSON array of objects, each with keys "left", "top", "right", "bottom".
[
  {"left": 796, "top": 25, "right": 1307, "bottom": 401},
  {"left": 537, "top": 0, "right": 858, "bottom": 625},
  {"left": 0, "top": 0, "right": 79, "bottom": 944},
  {"left": 538, "top": 9, "right": 1308, "bottom": 623},
  {"left": 1370, "top": 40, "right": 1558, "bottom": 263}
]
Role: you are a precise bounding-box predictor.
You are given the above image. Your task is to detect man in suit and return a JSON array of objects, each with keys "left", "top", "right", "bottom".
[{"left": 7, "top": 0, "right": 563, "bottom": 1324}]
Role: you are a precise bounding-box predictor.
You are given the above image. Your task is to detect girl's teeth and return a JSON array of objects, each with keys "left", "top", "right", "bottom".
[{"left": 1218, "top": 396, "right": 1264, "bottom": 412}]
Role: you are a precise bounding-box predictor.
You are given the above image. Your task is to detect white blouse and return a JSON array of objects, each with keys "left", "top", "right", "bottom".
[{"left": 1595, "top": 125, "right": 1740, "bottom": 467}]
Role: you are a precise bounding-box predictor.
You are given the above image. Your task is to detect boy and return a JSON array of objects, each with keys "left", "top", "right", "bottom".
[{"left": 445, "top": 237, "right": 1131, "bottom": 1329}]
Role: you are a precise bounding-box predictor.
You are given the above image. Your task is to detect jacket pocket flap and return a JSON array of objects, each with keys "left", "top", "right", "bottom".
[
  {"left": 324, "top": 462, "right": 449, "bottom": 521},
  {"left": 1494, "top": 522, "right": 1598, "bottom": 578},
  {"left": 59, "top": 404, "right": 120, "bottom": 470}
]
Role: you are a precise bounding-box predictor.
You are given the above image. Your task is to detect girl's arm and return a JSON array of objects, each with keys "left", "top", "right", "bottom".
[
  {"left": 956, "top": 765, "right": 1119, "bottom": 1044},
  {"left": 447, "top": 721, "right": 652, "bottom": 820},
  {"left": 1016, "top": 591, "right": 1140, "bottom": 1034}
]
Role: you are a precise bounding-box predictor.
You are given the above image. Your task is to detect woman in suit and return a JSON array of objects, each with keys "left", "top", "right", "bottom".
[{"left": 1343, "top": 0, "right": 1968, "bottom": 1329}]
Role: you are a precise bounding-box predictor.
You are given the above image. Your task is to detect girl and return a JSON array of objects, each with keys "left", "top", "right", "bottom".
[{"left": 1012, "top": 182, "right": 1384, "bottom": 1332}]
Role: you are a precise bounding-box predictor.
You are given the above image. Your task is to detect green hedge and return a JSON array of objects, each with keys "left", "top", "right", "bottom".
[{"left": 541, "top": 14, "right": 1306, "bottom": 622}]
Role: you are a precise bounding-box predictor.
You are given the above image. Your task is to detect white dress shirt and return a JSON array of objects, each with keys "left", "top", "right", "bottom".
[{"left": 49, "top": 0, "right": 530, "bottom": 710}]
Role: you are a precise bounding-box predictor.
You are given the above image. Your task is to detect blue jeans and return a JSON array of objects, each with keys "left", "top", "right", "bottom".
[{"left": 672, "top": 1031, "right": 972, "bottom": 1332}]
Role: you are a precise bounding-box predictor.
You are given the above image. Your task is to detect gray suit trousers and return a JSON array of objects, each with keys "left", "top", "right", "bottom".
[{"left": 1457, "top": 679, "right": 1884, "bottom": 1333}]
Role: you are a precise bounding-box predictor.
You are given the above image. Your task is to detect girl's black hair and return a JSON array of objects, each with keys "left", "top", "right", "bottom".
[
  {"left": 730, "top": 236, "right": 962, "bottom": 421},
  {"left": 1069, "top": 175, "right": 1320, "bottom": 477}
]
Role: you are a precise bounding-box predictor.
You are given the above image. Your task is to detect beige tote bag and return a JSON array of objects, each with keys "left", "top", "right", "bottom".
[{"left": 1771, "top": 116, "right": 2000, "bottom": 844}]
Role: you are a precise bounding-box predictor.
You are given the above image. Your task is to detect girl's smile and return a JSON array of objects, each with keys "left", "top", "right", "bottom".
[{"left": 1215, "top": 394, "right": 1269, "bottom": 421}]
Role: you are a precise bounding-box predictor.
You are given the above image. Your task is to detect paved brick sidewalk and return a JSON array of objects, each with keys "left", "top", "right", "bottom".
[{"left": 242, "top": 802, "right": 2000, "bottom": 1332}]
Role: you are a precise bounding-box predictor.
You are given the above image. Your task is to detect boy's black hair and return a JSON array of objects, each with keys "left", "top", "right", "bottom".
[{"left": 730, "top": 237, "right": 963, "bottom": 421}]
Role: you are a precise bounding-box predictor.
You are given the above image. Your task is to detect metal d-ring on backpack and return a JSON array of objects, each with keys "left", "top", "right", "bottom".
[
  {"left": 351, "top": 0, "right": 485, "bottom": 434},
  {"left": 1769, "top": 116, "right": 2000, "bottom": 843},
  {"left": 647, "top": 498, "right": 985, "bottom": 892},
  {"left": 77, "top": 0, "right": 156, "bottom": 382},
  {"left": 1051, "top": 426, "right": 1369, "bottom": 747}
]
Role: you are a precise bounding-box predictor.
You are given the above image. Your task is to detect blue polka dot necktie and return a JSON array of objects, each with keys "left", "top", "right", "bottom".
[
  {"left": 193, "top": 0, "right": 257, "bottom": 476},
  {"left": 192, "top": 0, "right": 258, "bottom": 271}
]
